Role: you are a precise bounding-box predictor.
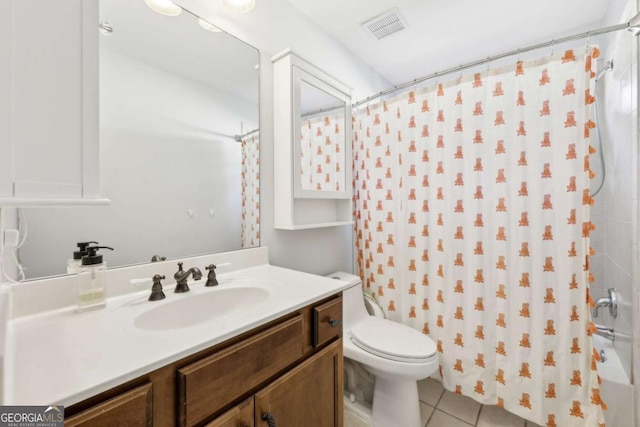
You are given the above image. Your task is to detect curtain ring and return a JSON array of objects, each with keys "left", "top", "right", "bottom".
[{"left": 550, "top": 39, "right": 555, "bottom": 57}]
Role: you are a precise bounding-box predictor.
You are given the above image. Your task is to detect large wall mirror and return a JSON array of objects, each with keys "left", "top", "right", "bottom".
[{"left": 19, "top": 0, "right": 260, "bottom": 279}]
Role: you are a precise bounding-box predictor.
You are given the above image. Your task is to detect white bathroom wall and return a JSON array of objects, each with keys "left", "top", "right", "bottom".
[
  {"left": 174, "top": 0, "right": 390, "bottom": 275},
  {"left": 19, "top": 50, "right": 256, "bottom": 278},
  {"left": 591, "top": 0, "right": 638, "bottom": 386}
]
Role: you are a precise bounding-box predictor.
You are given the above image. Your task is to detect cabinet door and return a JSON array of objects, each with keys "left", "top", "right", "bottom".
[
  {"left": 179, "top": 316, "right": 304, "bottom": 427},
  {"left": 65, "top": 383, "right": 153, "bottom": 427},
  {"left": 0, "top": 0, "right": 100, "bottom": 202},
  {"left": 205, "top": 398, "right": 254, "bottom": 427},
  {"left": 255, "top": 340, "right": 343, "bottom": 427}
]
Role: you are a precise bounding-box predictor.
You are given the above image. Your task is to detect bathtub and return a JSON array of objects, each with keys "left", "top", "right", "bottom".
[{"left": 593, "top": 335, "right": 635, "bottom": 427}]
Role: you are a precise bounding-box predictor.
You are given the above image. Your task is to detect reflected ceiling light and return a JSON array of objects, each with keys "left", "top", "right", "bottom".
[
  {"left": 198, "top": 18, "right": 223, "bottom": 32},
  {"left": 222, "top": 0, "right": 255, "bottom": 13},
  {"left": 143, "top": 0, "right": 182, "bottom": 17}
]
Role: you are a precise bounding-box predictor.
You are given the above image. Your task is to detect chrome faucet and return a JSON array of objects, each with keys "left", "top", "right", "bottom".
[
  {"left": 593, "top": 288, "right": 618, "bottom": 318},
  {"left": 173, "top": 262, "right": 202, "bottom": 293},
  {"left": 594, "top": 324, "right": 615, "bottom": 342}
]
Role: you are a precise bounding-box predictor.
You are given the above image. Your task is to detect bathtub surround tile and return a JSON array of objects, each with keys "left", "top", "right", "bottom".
[
  {"left": 476, "top": 405, "right": 525, "bottom": 427},
  {"left": 418, "top": 378, "right": 445, "bottom": 406},
  {"left": 427, "top": 409, "right": 474, "bottom": 427},
  {"left": 437, "top": 391, "right": 482, "bottom": 425},
  {"left": 604, "top": 218, "right": 633, "bottom": 275},
  {"left": 615, "top": 318, "right": 633, "bottom": 381}
]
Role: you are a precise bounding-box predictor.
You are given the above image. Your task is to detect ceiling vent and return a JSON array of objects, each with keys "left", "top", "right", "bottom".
[{"left": 362, "top": 8, "right": 407, "bottom": 40}]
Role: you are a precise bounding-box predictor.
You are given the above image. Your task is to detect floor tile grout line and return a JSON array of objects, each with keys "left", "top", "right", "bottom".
[
  {"left": 424, "top": 388, "right": 444, "bottom": 427},
  {"left": 435, "top": 391, "right": 481, "bottom": 426},
  {"left": 474, "top": 403, "right": 484, "bottom": 426}
]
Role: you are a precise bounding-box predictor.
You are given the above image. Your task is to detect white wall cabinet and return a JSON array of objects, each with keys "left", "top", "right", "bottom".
[
  {"left": 0, "top": 0, "right": 107, "bottom": 206},
  {"left": 272, "top": 49, "right": 353, "bottom": 230}
]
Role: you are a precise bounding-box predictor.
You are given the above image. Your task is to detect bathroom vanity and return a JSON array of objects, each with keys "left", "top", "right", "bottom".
[
  {"left": 65, "top": 294, "right": 343, "bottom": 427},
  {"left": 3, "top": 249, "right": 349, "bottom": 427}
]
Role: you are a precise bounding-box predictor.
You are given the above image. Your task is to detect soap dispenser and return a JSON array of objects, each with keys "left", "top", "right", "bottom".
[
  {"left": 67, "top": 241, "right": 98, "bottom": 274},
  {"left": 77, "top": 245, "right": 113, "bottom": 312}
]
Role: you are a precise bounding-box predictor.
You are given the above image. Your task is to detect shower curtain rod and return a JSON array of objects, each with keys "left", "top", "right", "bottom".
[
  {"left": 301, "top": 104, "right": 345, "bottom": 118},
  {"left": 352, "top": 15, "right": 640, "bottom": 109},
  {"left": 234, "top": 127, "right": 259, "bottom": 142}
]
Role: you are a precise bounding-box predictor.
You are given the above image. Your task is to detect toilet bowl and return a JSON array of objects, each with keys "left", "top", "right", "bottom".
[{"left": 329, "top": 272, "right": 439, "bottom": 427}]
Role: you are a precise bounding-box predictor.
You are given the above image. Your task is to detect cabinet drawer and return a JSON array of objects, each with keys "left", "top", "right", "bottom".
[
  {"left": 179, "top": 315, "right": 303, "bottom": 427},
  {"left": 312, "top": 296, "right": 342, "bottom": 348},
  {"left": 65, "top": 383, "right": 152, "bottom": 427},
  {"left": 205, "top": 397, "right": 254, "bottom": 427}
]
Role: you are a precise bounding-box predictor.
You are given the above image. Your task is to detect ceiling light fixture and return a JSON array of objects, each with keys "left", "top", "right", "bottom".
[
  {"left": 143, "top": 0, "right": 183, "bottom": 17},
  {"left": 198, "top": 18, "right": 223, "bottom": 32},
  {"left": 222, "top": 0, "right": 255, "bottom": 13}
]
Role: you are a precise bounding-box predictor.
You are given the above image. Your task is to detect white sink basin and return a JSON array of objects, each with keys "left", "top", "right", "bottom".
[{"left": 134, "top": 286, "right": 270, "bottom": 331}]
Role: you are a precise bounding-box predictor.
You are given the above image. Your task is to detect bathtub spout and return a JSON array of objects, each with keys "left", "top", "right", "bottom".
[{"left": 594, "top": 324, "right": 615, "bottom": 342}]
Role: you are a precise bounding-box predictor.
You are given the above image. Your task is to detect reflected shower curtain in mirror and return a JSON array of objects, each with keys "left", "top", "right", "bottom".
[
  {"left": 300, "top": 113, "right": 346, "bottom": 192},
  {"left": 353, "top": 47, "right": 605, "bottom": 426},
  {"left": 241, "top": 133, "right": 259, "bottom": 248}
]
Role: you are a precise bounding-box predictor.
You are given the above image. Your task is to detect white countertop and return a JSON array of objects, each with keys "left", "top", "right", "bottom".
[{"left": 4, "top": 263, "right": 351, "bottom": 406}]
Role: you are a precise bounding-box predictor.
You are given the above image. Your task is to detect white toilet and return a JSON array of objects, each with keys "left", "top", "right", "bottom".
[{"left": 330, "top": 272, "right": 439, "bottom": 427}]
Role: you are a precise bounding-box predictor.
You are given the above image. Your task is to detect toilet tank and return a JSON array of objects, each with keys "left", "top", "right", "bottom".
[{"left": 326, "top": 272, "right": 369, "bottom": 329}]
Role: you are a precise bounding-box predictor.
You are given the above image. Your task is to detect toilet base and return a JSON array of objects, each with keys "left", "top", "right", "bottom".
[{"left": 372, "top": 376, "right": 421, "bottom": 427}]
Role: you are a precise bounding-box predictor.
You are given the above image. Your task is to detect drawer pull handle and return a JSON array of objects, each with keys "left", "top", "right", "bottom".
[
  {"left": 262, "top": 412, "right": 276, "bottom": 427},
  {"left": 328, "top": 318, "right": 342, "bottom": 327}
]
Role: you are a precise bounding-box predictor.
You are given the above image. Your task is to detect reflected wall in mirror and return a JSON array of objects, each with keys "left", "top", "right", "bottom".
[
  {"left": 293, "top": 66, "right": 351, "bottom": 199},
  {"left": 19, "top": 0, "right": 260, "bottom": 279}
]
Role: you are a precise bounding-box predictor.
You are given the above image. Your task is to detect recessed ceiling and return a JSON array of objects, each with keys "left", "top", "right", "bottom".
[{"left": 286, "top": 0, "right": 615, "bottom": 86}]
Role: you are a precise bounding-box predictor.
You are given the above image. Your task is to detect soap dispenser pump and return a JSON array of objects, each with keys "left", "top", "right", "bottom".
[
  {"left": 67, "top": 241, "right": 98, "bottom": 274},
  {"left": 77, "top": 245, "right": 113, "bottom": 312}
]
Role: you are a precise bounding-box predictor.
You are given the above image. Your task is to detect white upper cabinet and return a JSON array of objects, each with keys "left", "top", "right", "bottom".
[
  {"left": 272, "top": 49, "right": 353, "bottom": 230},
  {"left": 0, "top": 0, "right": 107, "bottom": 206}
]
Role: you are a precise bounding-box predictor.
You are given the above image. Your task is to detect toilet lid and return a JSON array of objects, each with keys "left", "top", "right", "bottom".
[{"left": 350, "top": 317, "right": 437, "bottom": 362}]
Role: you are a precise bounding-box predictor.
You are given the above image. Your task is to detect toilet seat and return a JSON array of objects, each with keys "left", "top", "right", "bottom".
[{"left": 350, "top": 317, "right": 437, "bottom": 363}]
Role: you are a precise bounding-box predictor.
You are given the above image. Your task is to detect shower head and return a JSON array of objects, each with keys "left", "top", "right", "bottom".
[{"left": 627, "top": 11, "right": 640, "bottom": 35}]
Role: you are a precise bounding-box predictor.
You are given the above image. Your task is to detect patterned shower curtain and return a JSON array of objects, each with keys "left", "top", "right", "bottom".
[
  {"left": 353, "top": 47, "right": 606, "bottom": 427},
  {"left": 241, "top": 133, "right": 259, "bottom": 248},
  {"left": 300, "top": 113, "right": 346, "bottom": 193}
]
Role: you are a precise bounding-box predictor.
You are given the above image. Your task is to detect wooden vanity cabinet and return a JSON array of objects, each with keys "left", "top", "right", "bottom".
[
  {"left": 65, "top": 383, "right": 153, "bottom": 427},
  {"left": 204, "top": 398, "right": 254, "bottom": 427},
  {"left": 65, "top": 294, "right": 343, "bottom": 427}
]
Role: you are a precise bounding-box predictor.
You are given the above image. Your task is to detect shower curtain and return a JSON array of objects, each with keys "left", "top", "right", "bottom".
[
  {"left": 300, "top": 113, "right": 346, "bottom": 193},
  {"left": 241, "top": 133, "right": 259, "bottom": 248},
  {"left": 353, "top": 47, "right": 605, "bottom": 427}
]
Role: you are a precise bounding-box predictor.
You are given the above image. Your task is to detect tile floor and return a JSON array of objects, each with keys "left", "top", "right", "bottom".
[{"left": 418, "top": 378, "right": 544, "bottom": 427}]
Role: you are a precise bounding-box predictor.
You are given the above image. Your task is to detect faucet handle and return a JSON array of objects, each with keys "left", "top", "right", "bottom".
[
  {"left": 205, "top": 264, "right": 218, "bottom": 287},
  {"left": 149, "top": 274, "right": 166, "bottom": 301},
  {"left": 129, "top": 275, "right": 166, "bottom": 301},
  {"left": 177, "top": 262, "right": 184, "bottom": 271}
]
